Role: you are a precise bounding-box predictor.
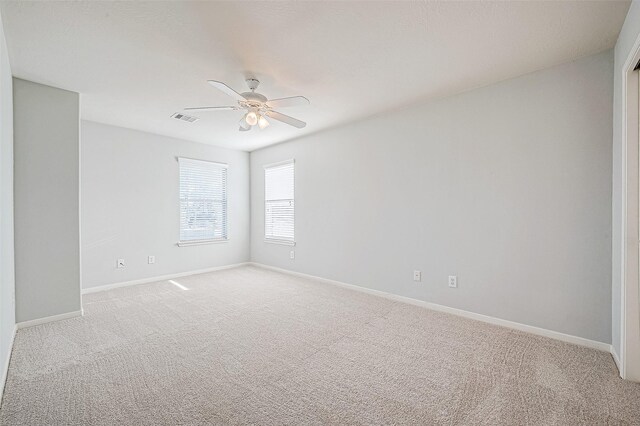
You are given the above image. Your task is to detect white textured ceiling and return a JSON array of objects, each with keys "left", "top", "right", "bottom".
[{"left": 0, "top": 1, "right": 630, "bottom": 151}]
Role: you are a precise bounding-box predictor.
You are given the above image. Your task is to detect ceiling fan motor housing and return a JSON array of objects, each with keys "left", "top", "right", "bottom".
[{"left": 240, "top": 92, "right": 268, "bottom": 105}]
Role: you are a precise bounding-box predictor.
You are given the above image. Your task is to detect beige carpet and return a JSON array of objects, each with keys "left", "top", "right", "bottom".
[{"left": 1, "top": 265, "right": 639, "bottom": 425}]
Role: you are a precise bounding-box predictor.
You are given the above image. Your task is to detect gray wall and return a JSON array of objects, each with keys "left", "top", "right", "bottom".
[
  {"left": 251, "top": 50, "right": 614, "bottom": 344},
  {"left": 81, "top": 121, "right": 250, "bottom": 289},
  {"left": 611, "top": 0, "right": 640, "bottom": 359},
  {"left": 13, "top": 78, "right": 81, "bottom": 322},
  {"left": 0, "top": 8, "right": 14, "bottom": 394}
]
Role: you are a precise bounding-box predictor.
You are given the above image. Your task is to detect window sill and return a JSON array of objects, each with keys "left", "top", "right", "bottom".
[
  {"left": 264, "top": 239, "right": 296, "bottom": 246},
  {"left": 177, "top": 239, "right": 228, "bottom": 247}
]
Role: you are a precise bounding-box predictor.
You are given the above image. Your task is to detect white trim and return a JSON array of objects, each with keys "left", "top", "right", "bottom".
[
  {"left": 0, "top": 325, "right": 17, "bottom": 405},
  {"left": 611, "top": 345, "right": 622, "bottom": 374},
  {"left": 78, "top": 95, "right": 83, "bottom": 327},
  {"left": 177, "top": 238, "right": 229, "bottom": 247},
  {"left": 263, "top": 238, "right": 296, "bottom": 246},
  {"left": 263, "top": 158, "right": 294, "bottom": 169},
  {"left": 177, "top": 156, "right": 228, "bottom": 168},
  {"left": 619, "top": 26, "right": 640, "bottom": 382},
  {"left": 82, "top": 262, "right": 249, "bottom": 294},
  {"left": 16, "top": 310, "right": 83, "bottom": 330},
  {"left": 250, "top": 263, "right": 611, "bottom": 353}
]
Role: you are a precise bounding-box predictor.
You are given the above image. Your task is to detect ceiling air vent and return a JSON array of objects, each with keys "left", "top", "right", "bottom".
[{"left": 171, "top": 112, "right": 199, "bottom": 123}]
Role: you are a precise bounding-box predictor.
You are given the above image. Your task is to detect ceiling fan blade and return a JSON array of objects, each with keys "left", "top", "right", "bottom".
[
  {"left": 207, "top": 80, "right": 246, "bottom": 102},
  {"left": 266, "top": 96, "right": 310, "bottom": 109},
  {"left": 265, "top": 110, "right": 306, "bottom": 129},
  {"left": 184, "top": 106, "right": 239, "bottom": 112}
]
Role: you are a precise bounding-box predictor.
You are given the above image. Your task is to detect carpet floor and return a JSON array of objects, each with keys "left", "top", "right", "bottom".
[{"left": 1, "top": 265, "right": 639, "bottom": 425}]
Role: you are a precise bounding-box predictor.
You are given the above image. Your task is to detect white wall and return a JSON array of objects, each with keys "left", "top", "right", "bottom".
[
  {"left": 251, "top": 50, "right": 614, "bottom": 344},
  {"left": 0, "top": 8, "right": 14, "bottom": 399},
  {"left": 611, "top": 0, "right": 640, "bottom": 361},
  {"left": 13, "top": 78, "right": 81, "bottom": 323},
  {"left": 81, "top": 121, "right": 250, "bottom": 289}
]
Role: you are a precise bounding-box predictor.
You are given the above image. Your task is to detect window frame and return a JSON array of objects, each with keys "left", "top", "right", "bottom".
[
  {"left": 177, "top": 157, "right": 229, "bottom": 247},
  {"left": 264, "top": 159, "right": 295, "bottom": 246}
]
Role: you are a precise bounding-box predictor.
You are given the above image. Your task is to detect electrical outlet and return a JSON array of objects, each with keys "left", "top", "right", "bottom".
[
  {"left": 148, "top": 255, "right": 155, "bottom": 264},
  {"left": 448, "top": 275, "right": 457, "bottom": 288},
  {"left": 413, "top": 270, "right": 421, "bottom": 282},
  {"left": 290, "top": 251, "right": 295, "bottom": 259},
  {"left": 117, "top": 259, "right": 125, "bottom": 268}
]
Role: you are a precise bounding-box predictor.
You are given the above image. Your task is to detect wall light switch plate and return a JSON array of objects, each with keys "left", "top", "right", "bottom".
[
  {"left": 117, "top": 259, "right": 125, "bottom": 268},
  {"left": 413, "top": 270, "right": 421, "bottom": 281},
  {"left": 448, "top": 275, "right": 457, "bottom": 288},
  {"left": 290, "top": 251, "right": 295, "bottom": 259},
  {"left": 148, "top": 256, "right": 155, "bottom": 264}
]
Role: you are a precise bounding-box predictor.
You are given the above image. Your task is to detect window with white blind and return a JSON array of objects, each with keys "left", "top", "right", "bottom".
[
  {"left": 264, "top": 160, "right": 295, "bottom": 244},
  {"left": 179, "top": 158, "right": 228, "bottom": 245}
]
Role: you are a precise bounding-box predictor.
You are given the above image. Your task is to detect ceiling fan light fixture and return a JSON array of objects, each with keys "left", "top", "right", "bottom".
[
  {"left": 239, "top": 116, "right": 250, "bottom": 131},
  {"left": 258, "top": 114, "right": 269, "bottom": 129},
  {"left": 245, "top": 111, "right": 258, "bottom": 126}
]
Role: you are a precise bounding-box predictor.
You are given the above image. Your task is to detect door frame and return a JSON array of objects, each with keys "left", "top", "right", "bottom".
[{"left": 620, "top": 33, "right": 640, "bottom": 381}]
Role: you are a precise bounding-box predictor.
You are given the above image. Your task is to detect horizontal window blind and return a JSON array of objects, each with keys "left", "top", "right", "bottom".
[
  {"left": 179, "top": 158, "right": 228, "bottom": 242},
  {"left": 265, "top": 160, "right": 294, "bottom": 242}
]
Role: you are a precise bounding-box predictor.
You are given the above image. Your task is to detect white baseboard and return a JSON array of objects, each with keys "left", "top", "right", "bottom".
[
  {"left": 16, "top": 310, "right": 83, "bottom": 330},
  {"left": 250, "top": 262, "right": 611, "bottom": 353},
  {"left": 611, "top": 345, "right": 622, "bottom": 373},
  {"left": 82, "top": 262, "right": 250, "bottom": 295},
  {"left": 0, "top": 325, "right": 17, "bottom": 405}
]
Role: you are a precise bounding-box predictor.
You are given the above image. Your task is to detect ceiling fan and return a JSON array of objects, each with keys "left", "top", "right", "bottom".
[{"left": 185, "top": 78, "right": 309, "bottom": 132}]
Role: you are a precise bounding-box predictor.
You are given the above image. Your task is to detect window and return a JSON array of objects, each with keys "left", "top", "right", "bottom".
[
  {"left": 264, "top": 160, "right": 294, "bottom": 244},
  {"left": 179, "top": 158, "right": 228, "bottom": 244}
]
